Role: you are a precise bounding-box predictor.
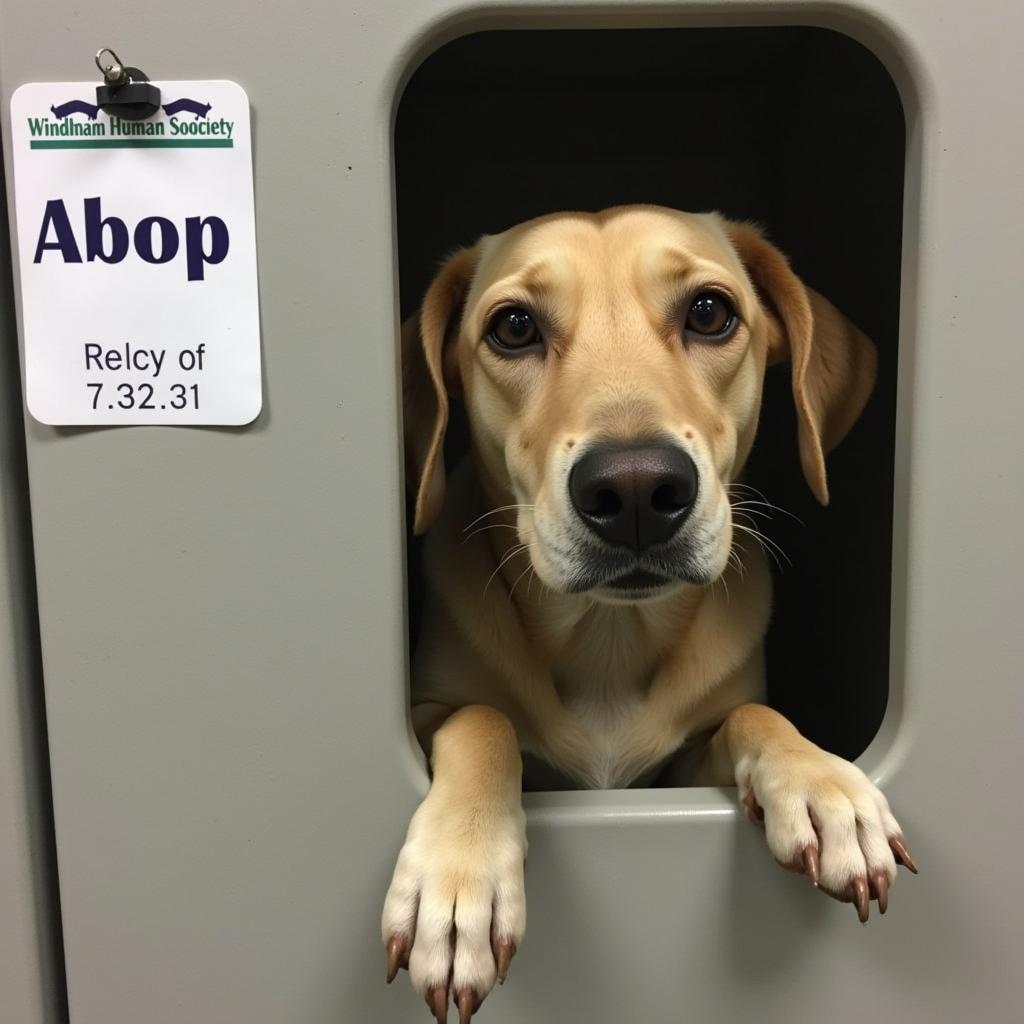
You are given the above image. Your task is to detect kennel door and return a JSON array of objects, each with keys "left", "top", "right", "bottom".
[{"left": 1, "top": 2, "right": 1021, "bottom": 1023}]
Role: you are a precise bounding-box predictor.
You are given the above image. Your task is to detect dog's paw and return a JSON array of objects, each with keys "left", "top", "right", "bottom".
[
  {"left": 381, "top": 793, "right": 527, "bottom": 1021},
  {"left": 738, "top": 742, "right": 917, "bottom": 922}
]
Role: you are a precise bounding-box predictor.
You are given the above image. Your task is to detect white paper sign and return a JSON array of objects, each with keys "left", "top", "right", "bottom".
[{"left": 8, "top": 80, "right": 261, "bottom": 425}]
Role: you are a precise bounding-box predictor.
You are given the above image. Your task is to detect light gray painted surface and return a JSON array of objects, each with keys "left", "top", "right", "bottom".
[
  {"left": 0, "top": 157, "right": 63, "bottom": 1021},
  {"left": 1, "top": 1, "right": 1021, "bottom": 1021}
]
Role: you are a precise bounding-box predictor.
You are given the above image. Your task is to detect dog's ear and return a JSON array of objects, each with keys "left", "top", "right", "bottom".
[
  {"left": 724, "top": 220, "right": 877, "bottom": 505},
  {"left": 402, "top": 246, "right": 477, "bottom": 534}
]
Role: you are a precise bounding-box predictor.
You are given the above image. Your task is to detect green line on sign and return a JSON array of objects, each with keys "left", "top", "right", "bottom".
[{"left": 30, "top": 139, "right": 234, "bottom": 150}]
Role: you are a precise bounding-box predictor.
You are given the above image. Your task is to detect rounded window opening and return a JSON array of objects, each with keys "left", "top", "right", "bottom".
[{"left": 396, "top": 25, "right": 905, "bottom": 784}]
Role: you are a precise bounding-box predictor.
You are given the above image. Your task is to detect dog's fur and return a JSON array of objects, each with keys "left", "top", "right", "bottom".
[{"left": 383, "top": 206, "right": 914, "bottom": 1020}]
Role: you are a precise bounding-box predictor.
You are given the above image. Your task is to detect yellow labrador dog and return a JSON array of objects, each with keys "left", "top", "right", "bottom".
[{"left": 383, "top": 206, "right": 916, "bottom": 1022}]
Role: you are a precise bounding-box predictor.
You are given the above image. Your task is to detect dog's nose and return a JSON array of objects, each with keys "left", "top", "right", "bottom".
[{"left": 568, "top": 444, "right": 698, "bottom": 551}]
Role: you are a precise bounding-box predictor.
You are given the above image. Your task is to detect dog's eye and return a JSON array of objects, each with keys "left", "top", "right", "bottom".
[
  {"left": 685, "top": 293, "right": 737, "bottom": 341},
  {"left": 486, "top": 308, "right": 542, "bottom": 354}
]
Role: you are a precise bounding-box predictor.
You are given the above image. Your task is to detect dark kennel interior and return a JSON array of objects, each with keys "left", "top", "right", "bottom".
[{"left": 395, "top": 26, "right": 905, "bottom": 769}]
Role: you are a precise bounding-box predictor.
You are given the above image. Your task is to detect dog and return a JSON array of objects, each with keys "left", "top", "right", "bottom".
[{"left": 383, "top": 205, "right": 916, "bottom": 1023}]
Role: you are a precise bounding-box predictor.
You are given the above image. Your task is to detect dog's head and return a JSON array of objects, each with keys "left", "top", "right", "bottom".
[{"left": 403, "top": 206, "right": 875, "bottom": 603}]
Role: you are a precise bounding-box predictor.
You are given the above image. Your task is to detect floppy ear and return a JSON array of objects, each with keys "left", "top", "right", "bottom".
[
  {"left": 402, "top": 246, "right": 477, "bottom": 534},
  {"left": 724, "top": 221, "right": 877, "bottom": 505}
]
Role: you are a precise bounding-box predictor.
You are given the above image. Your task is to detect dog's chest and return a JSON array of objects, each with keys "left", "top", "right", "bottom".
[
  {"left": 540, "top": 606, "right": 674, "bottom": 788},
  {"left": 552, "top": 611, "right": 657, "bottom": 705}
]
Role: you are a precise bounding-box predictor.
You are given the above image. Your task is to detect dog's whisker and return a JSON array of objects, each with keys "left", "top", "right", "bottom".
[
  {"left": 508, "top": 562, "right": 535, "bottom": 604},
  {"left": 731, "top": 510, "right": 765, "bottom": 535},
  {"left": 732, "top": 508, "right": 771, "bottom": 532},
  {"left": 730, "top": 499, "right": 804, "bottom": 526},
  {"left": 483, "top": 543, "right": 531, "bottom": 597},
  {"left": 728, "top": 482, "right": 772, "bottom": 500},
  {"left": 732, "top": 522, "right": 791, "bottom": 573},
  {"left": 751, "top": 527, "right": 792, "bottom": 566},
  {"left": 728, "top": 488, "right": 803, "bottom": 525},
  {"left": 729, "top": 503, "right": 774, "bottom": 521},
  {"left": 732, "top": 519, "right": 789, "bottom": 563},
  {"left": 463, "top": 505, "right": 535, "bottom": 533},
  {"left": 726, "top": 547, "right": 747, "bottom": 581},
  {"left": 463, "top": 523, "right": 533, "bottom": 544},
  {"left": 735, "top": 531, "right": 784, "bottom": 574}
]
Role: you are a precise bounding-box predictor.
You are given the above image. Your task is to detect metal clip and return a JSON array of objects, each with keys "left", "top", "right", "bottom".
[
  {"left": 95, "top": 47, "right": 127, "bottom": 86},
  {"left": 94, "top": 46, "right": 161, "bottom": 121}
]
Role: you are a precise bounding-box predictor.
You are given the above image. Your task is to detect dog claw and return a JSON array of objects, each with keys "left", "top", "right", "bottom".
[
  {"left": 493, "top": 936, "right": 516, "bottom": 984},
  {"left": 889, "top": 835, "right": 918, "bottom": 874},
  {"left": 426, "top": 985, "right": 448, "bottom": 1024},
  {"left": 741, "top": 790, "right": 765, "bottom": 827},
  {"left": 456, "top": 989, "right": 478, "bottom": 1024},
  {"left": 801, "top": 846, "right": 820, "bottom": 886},
  {"left": 871, "top": 871, "right": 889, "bottom": 915},
  {"left": 851, "top": 877, "right": 870, "bottom": 923},
  {"left": 386, "top": 935, "right": 409, "bottom": 983}
]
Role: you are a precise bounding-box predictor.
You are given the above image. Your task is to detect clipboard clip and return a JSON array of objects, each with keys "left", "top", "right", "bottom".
[{"left": 95, "top": 47, "right": 160, "bottom": 121}]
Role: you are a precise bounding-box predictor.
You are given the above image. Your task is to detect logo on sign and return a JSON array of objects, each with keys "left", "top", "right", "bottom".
[{"left": 26, "top": 96, "right": 235, "bottom": 147}]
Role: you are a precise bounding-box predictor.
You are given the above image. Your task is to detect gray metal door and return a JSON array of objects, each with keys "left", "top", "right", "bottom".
[{"left": 1, "top": 1, "right": 1021, "bottom": 1021}]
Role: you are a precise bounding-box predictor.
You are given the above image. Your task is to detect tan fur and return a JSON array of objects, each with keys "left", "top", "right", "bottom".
[{"left": 384, "top": 206, "right": 908, "bottom": 1009}]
